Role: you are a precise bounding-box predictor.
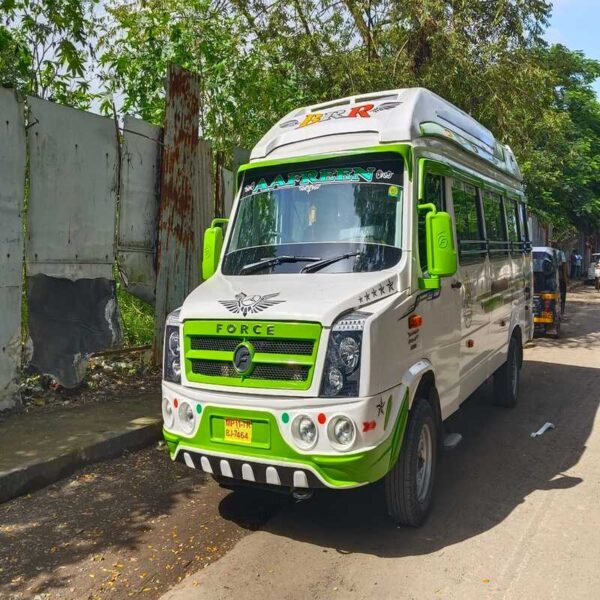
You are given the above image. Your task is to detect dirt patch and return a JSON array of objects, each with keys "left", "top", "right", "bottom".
[
  {"left": 0, "top": 446, "right": 288, "bottom": 599},
  {"left": 1, "top": 354, "right": 161, "bottom": 424}
]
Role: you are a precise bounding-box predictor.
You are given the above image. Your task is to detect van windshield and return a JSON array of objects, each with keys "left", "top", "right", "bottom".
[{"left": 222, "top": 153, "right": 404, "bottom": 275}]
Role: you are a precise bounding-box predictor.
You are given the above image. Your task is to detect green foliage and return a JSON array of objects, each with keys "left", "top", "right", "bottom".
[
  {"left": 2, "top": 0, "right": 600, "bottom": 233},
  {"left": 116, "top": 283, "right": 155, "bottom": 347},
  {"left": 0, "top": 0, "right": 98, "bottom": 107}
]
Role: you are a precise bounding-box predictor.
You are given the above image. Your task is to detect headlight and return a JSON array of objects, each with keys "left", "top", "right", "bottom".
[
  {"left": 178, "top": 401, "right": 195, "bottom": 434},
  {"left": 163, "top": 309, "right": 182, "bottom": 384},
  {"left": 328, "top": 416, "right": 356, "bottom": 450},
  {"left": 320, "top": 312, "right": 367, "bottom": 397},
  {"left": 339, "top": 337, "right": 360, "bottom": 371},
  {"left": 291, "top": 415, "right": 317, "bottom": 449},
  {"left": 162, "top": 398, "right": 175, "bottom": 428}
]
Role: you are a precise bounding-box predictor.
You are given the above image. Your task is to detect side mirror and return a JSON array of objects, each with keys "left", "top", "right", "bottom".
[
  {"left": 202, "top": 218, "right": 228, "bottom": 280},
  {"left": 418, "top": 204, "right": 457, "bottom": 289}
]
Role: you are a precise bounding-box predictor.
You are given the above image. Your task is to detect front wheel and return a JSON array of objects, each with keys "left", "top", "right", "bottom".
[
  {"left": 385, "top": 396, "right": 437, "bottom": 527},
  {"left": 493, "top": 335, "right": 521, "bottom": 407}
]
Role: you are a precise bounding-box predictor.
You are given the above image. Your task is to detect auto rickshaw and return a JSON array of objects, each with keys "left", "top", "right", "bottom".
[{"left": 532, "top": 246, "right": 562, "bottom": 338}]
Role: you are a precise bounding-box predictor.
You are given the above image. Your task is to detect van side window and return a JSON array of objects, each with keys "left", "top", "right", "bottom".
[
  {"left": 519, "top": 202, "right": 530, "bottom": 244},
  {"left": 505, "top": 199, "right": 520, "bottom": 250},
  {"left": 452, "top": 181, "right": 485, "bottom": 262},
  {"left": 482, "top": 191, "right": 508, "bottom": 257},
  {"left": 418, "top": 173, "right": 445, "bottom": 271}
]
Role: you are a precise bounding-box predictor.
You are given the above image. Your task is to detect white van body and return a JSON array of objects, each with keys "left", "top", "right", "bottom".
[{"left": 162, "top": 88, "right": 533, "bottom": 525}]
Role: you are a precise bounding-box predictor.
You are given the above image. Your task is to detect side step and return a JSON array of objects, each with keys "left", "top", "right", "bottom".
[{"left": 443, "top": 432, "right": 463, "bottom": 451}]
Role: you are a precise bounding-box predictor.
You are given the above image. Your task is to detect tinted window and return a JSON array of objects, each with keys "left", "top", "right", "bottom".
[
  {"left": 419, "top": 173, "right": 445, "bottom": 271},
  {"left": 519, "top": 202, "right": 530, "bottom": 242},
  {"left": 452, "top": 181, "right": 485, "bottom": 261},
  {"left": 482, "top": 192, "right": 506, "bottom": 241},
  {"left": 482, "top": 191, "right": 507, "bottom": 257},
  {"left": 505, "top": 199, "right": 520, "bottom": 243}
]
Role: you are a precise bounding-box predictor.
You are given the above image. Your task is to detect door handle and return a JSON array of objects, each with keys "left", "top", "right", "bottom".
[{"left": 451, "top": 281, "right": 462, "bottom": 289}]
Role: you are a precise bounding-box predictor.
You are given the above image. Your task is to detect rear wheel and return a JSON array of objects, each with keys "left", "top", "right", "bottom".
[
  {"left": 385, "top": 396, "right": 437, "bottom": 527},
  {"left": 493, "top": 335, "right": 521, "bottom": 407}
]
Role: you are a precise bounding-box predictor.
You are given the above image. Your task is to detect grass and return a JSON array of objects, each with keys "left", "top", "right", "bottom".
[{"left": 116, "top": 282, "right": 155, "bottom": 347}]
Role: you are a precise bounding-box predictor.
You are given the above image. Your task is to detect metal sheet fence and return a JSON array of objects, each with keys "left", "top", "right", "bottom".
[
  {"left": 0, "top": 69, "right": 245, "bottom": 408},
  {"left": 0, "top": 89, "right": 26, "bottom": 410},
  {"left": 118, "top": 116, "right": 162, "bottom": 305}
]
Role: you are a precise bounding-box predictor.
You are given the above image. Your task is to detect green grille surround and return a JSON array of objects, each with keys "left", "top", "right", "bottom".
[{"left": 183, "top": 320, "right": 322, "bottom": 390}]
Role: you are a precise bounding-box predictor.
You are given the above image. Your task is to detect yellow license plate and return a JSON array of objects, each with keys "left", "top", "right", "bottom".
[{"left": 224, "top": 418, "right": 253, "bottom": 444}]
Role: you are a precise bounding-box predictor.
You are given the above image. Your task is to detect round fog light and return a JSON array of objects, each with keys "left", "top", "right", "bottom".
[
  {"left": 292, "top": 415, "right": 317, "bottom": 449},
  {"left": 328, "top": 416, "right": 356, "bottom": 450},
  {"left": 162, "top": 398, "right": 174, "bottom": 428},
  {"left": 178, "top": 401, "right": 195, "bottom": 434}
]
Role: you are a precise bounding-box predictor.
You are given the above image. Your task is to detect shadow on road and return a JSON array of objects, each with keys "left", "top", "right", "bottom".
[{"left": 219, "top": 358, "right": 598, "bottom": 558}]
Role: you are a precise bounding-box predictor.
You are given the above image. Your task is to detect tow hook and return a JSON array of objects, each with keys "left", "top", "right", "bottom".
[{"left": 292, "top": 488, "right": 314, "bottom": 501}]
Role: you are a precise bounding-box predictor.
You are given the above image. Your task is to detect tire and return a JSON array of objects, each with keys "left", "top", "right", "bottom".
[
  {"left": 385, "top": 396, "right": 437, "bottom": 527},
  {"left": 493, "top": 335, "right": 521, "bottom": 407}
]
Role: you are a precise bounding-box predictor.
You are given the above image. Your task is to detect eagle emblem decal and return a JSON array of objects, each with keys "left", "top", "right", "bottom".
[{"left": 219, "top": 292, "right": 284, "bottom": 317}]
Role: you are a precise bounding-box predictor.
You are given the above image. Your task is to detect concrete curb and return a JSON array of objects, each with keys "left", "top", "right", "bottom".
[{"left": 0, "top": 420, "right": 162, "bottom": 504}]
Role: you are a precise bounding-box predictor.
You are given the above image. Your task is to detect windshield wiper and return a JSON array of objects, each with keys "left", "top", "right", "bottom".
[
  {"left": 240, "top": 255, "right": 321, "bottom": 274},
  {"left": 300, "top": 251, "right": 362, "bottom": 274}
]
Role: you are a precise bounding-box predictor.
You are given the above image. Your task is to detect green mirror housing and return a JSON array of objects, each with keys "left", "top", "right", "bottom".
[
  {"left": 202, "top": 218, "right": 228, "bottom": 280},
  {"left": 418, "top": 204, "right": 457, "bottom": 289}
]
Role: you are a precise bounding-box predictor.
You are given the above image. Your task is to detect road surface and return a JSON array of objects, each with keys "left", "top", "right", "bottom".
[
  {"left": 1, "top": 287, "right": 598, "bottom": 600},
  {"left": 162, "top": 286, "right": 600, "bottom": 600}
]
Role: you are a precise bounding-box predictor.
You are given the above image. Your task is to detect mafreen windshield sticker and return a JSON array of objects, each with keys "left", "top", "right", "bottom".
[{"left": 243, "top": 166, "right": 401, "bottom": 196}]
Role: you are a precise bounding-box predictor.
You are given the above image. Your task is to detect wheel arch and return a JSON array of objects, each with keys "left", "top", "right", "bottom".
[{"left": 400, "top": 360, "right": 442, "bottom": 429}]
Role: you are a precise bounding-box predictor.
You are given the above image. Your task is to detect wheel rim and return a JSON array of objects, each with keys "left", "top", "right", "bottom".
[
  {"left": 416, "top": 423, "right": 433, "bottom": 503},
  {"left": 510, "top": 346, "right": 519, "bottom": 398}
]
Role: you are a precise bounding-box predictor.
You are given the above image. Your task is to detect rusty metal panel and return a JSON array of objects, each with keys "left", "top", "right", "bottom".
[
  {"left": 118, "top": 115, "right": 162, "bottom": 304},
  {"left": 153, "top": 65, "right": 207, "bottom": 362},
  {"left": 26, "top": 96, "right": 122, "bottom": 387},
  {"left": 0, "top": 88, "right": 25, "bottom": 410}
]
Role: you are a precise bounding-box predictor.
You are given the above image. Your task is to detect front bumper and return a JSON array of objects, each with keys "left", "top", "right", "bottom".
[{"left": 162, "top": 382, "right": 409, "bottom": 489}]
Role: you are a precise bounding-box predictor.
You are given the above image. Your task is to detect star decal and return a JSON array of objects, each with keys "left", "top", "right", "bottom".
[
  {"left": 359, "top": 295, "right": 364, "bottom": 304},
  {"left": 376, "top": 398, "right": 385, "bottom": 416},
  {"left": 371, "top": 288, "right": 377, "bottom": 297},
  {"left": 378, "top": 284, "right": 385, "bottom": 295},
  {"left": 365, "top": 291, "right": 371, "bottom": 301},
  {"left": 387, "top": 279, "right": 394, "bottom": 292}
]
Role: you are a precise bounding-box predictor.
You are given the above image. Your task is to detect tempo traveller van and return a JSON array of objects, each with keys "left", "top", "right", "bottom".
[{"left": 161, "top": 88, "right": 533, "bottom": 526}]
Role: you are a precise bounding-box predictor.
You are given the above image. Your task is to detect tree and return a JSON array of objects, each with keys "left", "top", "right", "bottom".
[{"left": 0, "top": 0, "right": 99, "bottom": 107}]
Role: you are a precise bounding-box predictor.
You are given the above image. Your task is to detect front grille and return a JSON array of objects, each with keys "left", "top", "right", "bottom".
[
  {"left": 184, "top": 320, "right": 321, "bottom": 390},
  {"left": 191, "top": 337, "right": 240, "bottom": 352},
  {"left": 252, "top": 339, "right": 313, "bottom": 355},
  {"left": 252, "top": 364, "right": 309, "bottom": 381},
  {"left": 191, "top": 360, "right": 238, "bottom": 378},
  {"left": 190, "top": 336, "right": 313, "bottom": 356},
  {"left": 191, "top": 360, "right": 310, "bottom": 382}
]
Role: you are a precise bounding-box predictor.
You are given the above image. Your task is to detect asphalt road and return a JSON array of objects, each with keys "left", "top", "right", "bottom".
[
  {"left": 162, "top": 286, "right": 600, "bottom": 600},
  {"left": 2, "top": 286, "right": 598, "bottom": 600}
]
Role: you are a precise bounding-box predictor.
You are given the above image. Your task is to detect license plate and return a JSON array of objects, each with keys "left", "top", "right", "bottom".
[{"left": 224, "top": 418, "right": 253, "bottom": 444}]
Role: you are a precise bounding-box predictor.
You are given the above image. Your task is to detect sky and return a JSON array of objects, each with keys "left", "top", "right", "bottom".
[{"left": 546, "top": 0, "right": 600, "bottom": 95}]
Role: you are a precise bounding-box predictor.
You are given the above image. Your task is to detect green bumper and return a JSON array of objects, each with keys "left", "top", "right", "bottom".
[{"left": 163, "top": 395, "right": 408, "bottom": 488}]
